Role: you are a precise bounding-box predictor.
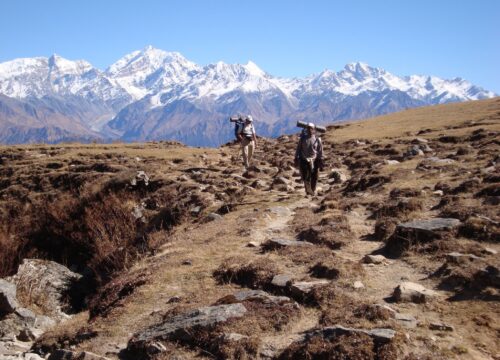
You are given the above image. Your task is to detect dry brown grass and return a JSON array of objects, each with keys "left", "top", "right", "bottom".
[{"left": 324, "top": 97, "right": 500, "bottom": 143}]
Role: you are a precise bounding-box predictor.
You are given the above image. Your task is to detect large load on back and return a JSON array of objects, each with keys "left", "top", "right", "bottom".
[
  {"left": 229, "top": 115, "right": 245, "bottom": 139},
  {"left": 297, "top": 121, "right": 327, "bottom": 133}
]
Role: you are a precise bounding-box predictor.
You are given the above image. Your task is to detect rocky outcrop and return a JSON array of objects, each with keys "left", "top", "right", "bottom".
[
  {"left": 129, "top": 303, "right": 247, "bottom": 347},
  {"left": 11, "top": 259, "right": 82, "bottom": 318}
]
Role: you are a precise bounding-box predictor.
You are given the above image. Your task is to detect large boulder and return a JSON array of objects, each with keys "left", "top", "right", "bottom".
[
  {"left": 11, "top": 259, "right": 82, "bottom": 318},
  {"left": 0, "top": 279, "right": 19, "bottom": 316}
]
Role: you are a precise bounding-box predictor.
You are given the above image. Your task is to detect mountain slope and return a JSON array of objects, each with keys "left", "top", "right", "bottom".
[{"left": 0, "top": 94, "right": 100, "bottom": 144}]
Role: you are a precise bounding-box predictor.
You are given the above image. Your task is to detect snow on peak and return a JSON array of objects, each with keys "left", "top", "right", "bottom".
[
  {"left": 243, "top": 61, "right": 266, "bottom": 77},
  {"left": 48, "top": 54, "right": 93, "bottom": 75}
]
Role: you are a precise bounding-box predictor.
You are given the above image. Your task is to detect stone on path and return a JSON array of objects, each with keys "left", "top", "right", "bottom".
[
  {"left": 262, "top": 238, "right": 313, "bottom": 251},
  {"left": 362, "top": 254, "right": 388, "bottom": 264},
  {"left": 271, "top": 274, "right": 294, "bottom": 288},
  {"left": 446, "top": 252, "right": 482, "bottom": 264},
  {"left": 393, "top": 281, "right": 438, "bottom": 303},
  {"left": 217, "top": 290, "right": 294, "bottom": 306},
  {"left": 290, "top": 280, "right": 329, "bottom": 298},
  {"left": 429, "top": 322, "right": 454, "bottom": 331}
]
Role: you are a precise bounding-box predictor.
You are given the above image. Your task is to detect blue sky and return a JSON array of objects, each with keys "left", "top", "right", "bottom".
[{"left": 1, "top": 0, "right": 499, "bottom": 93}]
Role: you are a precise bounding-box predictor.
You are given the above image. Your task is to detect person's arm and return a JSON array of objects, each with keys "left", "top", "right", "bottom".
[
  {"left": 295, "top": 137, "right": 301, "bottom": 167},
  {"left": 252, "top": 125, "right": 257, "bottom": 144},
  {"left": 317, "top": 138, "right": 324, "bottom": 170}
]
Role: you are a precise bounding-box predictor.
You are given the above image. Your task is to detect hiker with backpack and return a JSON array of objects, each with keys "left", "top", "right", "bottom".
[
  {"left": 294, "top": 122, "right": 324, "bottom": 196},
  {"left": 236, "top": 115, "right": 257, "bottom": 170}
]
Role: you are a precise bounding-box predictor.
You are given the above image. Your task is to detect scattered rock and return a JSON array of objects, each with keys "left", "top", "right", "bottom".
[
  {"left": 384, "top": 160, "right": 400, "bottom": 165},
  {"left": 302, "top": 325, "right": 396, "bottom": 344},
  {"left": 47, "top": 349, "right": 111, "bottom": 360},
  {"left": 353, "top": 281, "right": 365, "bottom": 289},
  {"left": 16, "top": 328, "right": 36, "bottom": 342},
  {"left": 393, "top": 281, "right": 438, "bottom": 303},
  {"left": 205, "top": 212, "right": 223, "bottom": 222},
  {"left": 429, "top": 322, "right": 454, "bottom": 331},
  {"left": 261, "top": 238, "right": 313, "bottom": 251},
  {"left": 265, "top": 206, "right": 291, "bottom": 216},
  {"left": 394, "top": 313, "right": 417, "bottom": 328},
  {"left": 271, "top": 274, "right": 294, "bottom": 289},
  {"left": 272, "top": 176, "right": 290, "bottom": 185},
  {"left": 217, "top": 290, "right": 294, "bottom": 306},
  {"left": 167, "top": 296, "right": 182, "bottom": 304},
  {"left": 181, "top": 259, "right": 192, "bottom": 266},
  {"left": 329, "top": 169, "right": 347, "bottom": 184},
  {"left": 246, "top": 241, "right": 260, "bottom": 248},
  {"left": 190, "top": 206, "right": 201, "bottom": 215},
  {"left": 251, "top": 179, "right": 267, "bottom": 189},
  {"left": 483, "top": 247, "right": 497, "bottom": 255},
  {"left": 290, "top": 280, "right": 329, "bottom": 298},
  {"left": 0, "top": 279, "right": 19, "bottom": 316},
  {"left": 131, "top": 203, "right": 146, "bottom": 220},
  {"left": 446, "top": 252, "right": 481, "bottom": 264},
  {"left": 130, "top": 170, "right": 149, "bottom": 186},
  {"left": 362, "top": 254, "right": 387, "bottom": 265},
  {"left": 404, "top": 145, "right": 424, "bottom": 158}
]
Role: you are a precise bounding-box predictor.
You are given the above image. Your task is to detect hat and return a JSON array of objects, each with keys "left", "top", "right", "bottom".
[
  {"left": 245, "top": 115, "right": 253, "bottom": 122},
  {"left": 307, "top": 122, "right": 315, "bottom": 128}
]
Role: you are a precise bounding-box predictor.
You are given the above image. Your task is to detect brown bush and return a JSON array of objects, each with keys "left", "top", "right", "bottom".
[
  {"left": 370, "top": 198, "right": 424, "bottom": 220},
  {"left": 460, "top": 216, "right": 500, "bottom": 242},
  {"left": 279, "top": 333, "right": 377, "bottom": 360},
  {"left": 373, "top": 218, "right": 398, "bottom": 242},
  {"left": 213, "top": 257, "right": 279, "bottom": 289},
  {"left": 88, "top": 270, "right": 149, "bottom": 319},
  {"left": 298, "top": 215, "right": 353, "bottom": 249},
  {"left": 310, "top": 258, "right": 364, "bottom": 281}
]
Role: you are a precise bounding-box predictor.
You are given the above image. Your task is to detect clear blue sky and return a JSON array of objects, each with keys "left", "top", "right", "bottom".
[{"left": 1, "top": 0, "right": 499, "bottom": 93}]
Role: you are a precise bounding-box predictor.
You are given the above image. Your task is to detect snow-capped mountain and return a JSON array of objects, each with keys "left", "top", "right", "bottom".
[{"left": 0, "top": 46, "right": 496, "bottom": 145}]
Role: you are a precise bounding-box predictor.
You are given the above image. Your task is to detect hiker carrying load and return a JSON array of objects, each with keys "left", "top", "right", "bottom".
[
  {"left": 294, "top": 122, "right": 325, "bottom": 196},
  {"left": 235, "top": 115, "right": 257, "bottom": 170}
]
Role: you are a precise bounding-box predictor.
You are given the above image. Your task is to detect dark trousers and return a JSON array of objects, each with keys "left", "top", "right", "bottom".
[{"left": 299, "top": 158, "right": 319, "bottom": 195}]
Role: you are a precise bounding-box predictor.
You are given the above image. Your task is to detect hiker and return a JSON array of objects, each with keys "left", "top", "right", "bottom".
[
  {"left": 237, "top": 115, "right": 257, "bottom": 169},
  {"left": 294, "top": 123, "right": 324, "bottom": 196}
]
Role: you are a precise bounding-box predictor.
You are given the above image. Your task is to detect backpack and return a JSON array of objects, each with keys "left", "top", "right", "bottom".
[{"left": 234, "top": 120, "right": 244, "bottom": 140}]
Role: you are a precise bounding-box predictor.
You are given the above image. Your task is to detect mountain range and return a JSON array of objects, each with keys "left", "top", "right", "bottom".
[{"left": 0, "top": 45, "right": 496, "bottom": 146}]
